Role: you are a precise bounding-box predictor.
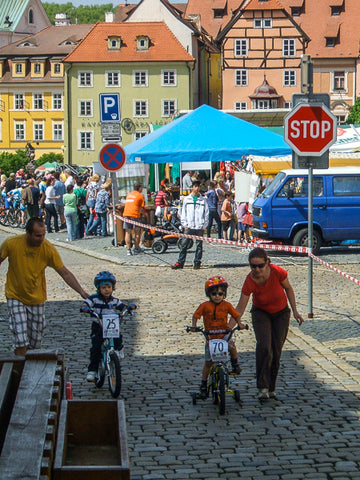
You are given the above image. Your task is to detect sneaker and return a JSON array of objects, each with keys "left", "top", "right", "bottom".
[
  {"left": 258, "top": 388, "right": 269, "bottom": 400},
  {"left": 172, "top": 262, "right": 183, "bottom": 270},
  {"left": 193, "top": 262, "right": 201, "bottom": 270},
  {"left": 199, "top": 383, "right": 208, "bottom": 399},
  {"left": 132, "top": 247, "right": 143, "bottom": 255},
  {"left": 231, "top": 363, "right": 241, "bottom": 375},
  {"left": 86, "top": 371, "right": 96, "bottom": 382},
  {"left": 127, "top": 249, "right": 132, "bottom": 256},
  {"left": 269, "top": 391, "right": 277, "bottom": 399}
]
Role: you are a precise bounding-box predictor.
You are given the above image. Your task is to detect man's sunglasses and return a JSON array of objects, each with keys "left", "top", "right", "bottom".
[{"left": 250, "top": 262, "right": 266, "bottom": 269}]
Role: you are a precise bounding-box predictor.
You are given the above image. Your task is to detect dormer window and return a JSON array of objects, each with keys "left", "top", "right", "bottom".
[
  {"left": 108, "top": 36, "right": 121, "bottom": 50},
  {"left": 136, "top": 36, "right": 150, "bottom": 51},
  {"left": 331, "top": 6, "right": 342, "bottom": 16},
  {"left": 31, "top": 59, "right": 45, "bottom": 78},
  {"left": 326, "top": 37, "right": 336, "bottom": 47},
  {"left": 13, "top": 60, "right": 26, "bottom": 78}
]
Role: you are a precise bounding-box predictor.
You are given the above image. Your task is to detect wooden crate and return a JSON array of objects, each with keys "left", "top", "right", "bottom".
[{"left": 53, "top": 400, "right": 130, "bottom": 480}]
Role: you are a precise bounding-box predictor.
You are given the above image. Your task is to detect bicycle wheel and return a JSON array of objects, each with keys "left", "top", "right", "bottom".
[
  {"left": 0, "top": 208, "right": 9, "bottom": 226},
  {"left": 8, "top": 208, "right": 21, "bottom": 228},
  {"left": 108, "top": 350, "right": 121, "bottom": 398},
  {"left": 217, "top": 367, "right": 226, "bottom": 415},
  {"left": 95, "top": 357, "right": 106, "bottom": 388}
]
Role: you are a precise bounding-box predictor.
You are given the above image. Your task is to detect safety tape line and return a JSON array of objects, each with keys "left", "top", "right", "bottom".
[{"left": 309, "top": 252, "right": 360, "bottom": 286}]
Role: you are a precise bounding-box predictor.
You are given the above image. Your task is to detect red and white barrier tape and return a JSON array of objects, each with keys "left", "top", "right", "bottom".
[{"left": 114, "top": 213, "right": 360, "bottom": 285}]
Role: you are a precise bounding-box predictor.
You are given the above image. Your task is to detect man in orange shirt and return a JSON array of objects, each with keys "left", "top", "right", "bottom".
[{"left": 123, "top": 183, "right": 146, "bottom": 255}]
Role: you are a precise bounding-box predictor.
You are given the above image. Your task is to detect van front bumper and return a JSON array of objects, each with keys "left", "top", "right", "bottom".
[{"left": 251, "top": 228, "right": 269, "bottom": 239}]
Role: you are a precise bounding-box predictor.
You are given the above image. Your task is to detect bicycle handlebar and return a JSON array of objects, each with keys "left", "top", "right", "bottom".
[
  {"left": 186, "top": 324, "right": 248, "bottom": 340},
  {"left": 80, "top": 304, "right": 137, "bottom": 320}
]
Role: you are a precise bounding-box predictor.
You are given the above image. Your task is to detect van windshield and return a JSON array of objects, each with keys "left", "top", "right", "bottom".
[{"left": 260, "top": 172, "right": 286, "bottom": 198}]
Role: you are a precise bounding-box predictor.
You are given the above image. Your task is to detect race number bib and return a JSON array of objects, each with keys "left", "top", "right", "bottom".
[
  {"left": 102, "top": 314, "right": 120, "bottom": 339},
  {"left": 208, "top": 339, "right": 229, "bottom": 362}
]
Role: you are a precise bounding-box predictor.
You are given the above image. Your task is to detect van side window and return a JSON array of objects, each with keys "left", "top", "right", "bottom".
[
  {"left": 333, "top": 176, "right": 360, "bottom": 196},
  {"left": 277, "top": 176, "right": 323, "bottom": 198}
]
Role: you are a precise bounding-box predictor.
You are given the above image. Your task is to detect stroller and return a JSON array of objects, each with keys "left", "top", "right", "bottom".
[{"left": 150, "top": 204, "right": 194, "bottom": 254}]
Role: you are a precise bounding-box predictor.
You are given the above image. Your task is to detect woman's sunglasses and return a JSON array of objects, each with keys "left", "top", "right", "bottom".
[{"left": 250, "top": 262, "right": 266, "bottom": 269}]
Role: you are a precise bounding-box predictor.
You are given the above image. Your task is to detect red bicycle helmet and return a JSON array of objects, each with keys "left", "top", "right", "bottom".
[{"left": 205, "top": 276, "right": 228, "bottom": 295}]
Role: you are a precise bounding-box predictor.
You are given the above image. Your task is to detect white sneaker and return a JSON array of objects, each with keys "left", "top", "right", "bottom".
[
  {"left": 86, "top": 371, "right": 96, "bottom": 382},
  {"left": 269, "top": 391, "right": 277, "bottom": 399},
  {"left": 127, "top": 249, "right": 132, "bottom": 256},
  {"left": 258, "top": 388, "right": 269, "bottom": 400}
]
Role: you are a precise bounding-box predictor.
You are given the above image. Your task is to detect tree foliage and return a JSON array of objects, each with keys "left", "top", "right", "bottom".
[
  {"left": 0, "top": 150, "right": 29, "bottom": 177},
  {"left": 36, "top": 152, "right": 64, "bottom": 167},
  {"left": 346, "top": 97, "right": 360, "bottom": 124},
  {"left": 43, "top": 3, "right": 118, "bottom": 24}
]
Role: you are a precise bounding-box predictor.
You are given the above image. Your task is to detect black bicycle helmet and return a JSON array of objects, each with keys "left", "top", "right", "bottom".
[{"left": 94, "top": 271, "right": 116, "bottom": 289}]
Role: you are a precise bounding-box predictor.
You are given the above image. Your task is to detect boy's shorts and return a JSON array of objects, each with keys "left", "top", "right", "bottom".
[
  {"left": 7, "top": 298, "right": 45, "bottom": 349},
  {"left": 221, "top": 220, "right": 231, "bottom": 231},
  {"left": 204, "top": 334, "right": 234, "bottom": 361},
  {"left": 123, "top": 217, "right": 139, "bottom": 230}
]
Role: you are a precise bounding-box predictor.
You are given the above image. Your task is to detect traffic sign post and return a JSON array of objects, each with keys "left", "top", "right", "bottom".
[{"left": 99, "top": 143, "right": 126, "bottom": 247}]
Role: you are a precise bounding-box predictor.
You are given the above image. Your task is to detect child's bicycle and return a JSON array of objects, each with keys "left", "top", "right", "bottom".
[
  {"left": 83, "top": 305, "right": 136, "bottom": 398},
  {"left": 186, "top": 324, "right": 248, "bottom": 415}
]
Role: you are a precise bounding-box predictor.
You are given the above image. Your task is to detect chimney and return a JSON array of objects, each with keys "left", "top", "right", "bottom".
[
  {"left": 105, "top": 12, "right": 114, "bottom": 23},
  {"left": 54, "top": 13, "right": 71, "bottom": 26}
]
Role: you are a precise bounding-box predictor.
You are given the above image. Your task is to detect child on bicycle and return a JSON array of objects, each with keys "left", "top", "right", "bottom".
[
  {"left": 80, "top": 270, "right": 129, "bottom": 383},
  {"left": 190, "top": 276, "right": 246, "bottom": 398}
]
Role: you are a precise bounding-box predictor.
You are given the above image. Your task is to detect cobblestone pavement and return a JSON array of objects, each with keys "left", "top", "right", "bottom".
[{"left": 1, "top": 226, "right": 360, "bottom": 479}]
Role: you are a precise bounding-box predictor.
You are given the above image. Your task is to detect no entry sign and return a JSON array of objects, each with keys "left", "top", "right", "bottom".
[
  {"left": 284, "top": 103, "right": 337, "bottom": 156},
  {"left": 99, "top": 143, "right": 126, "bottom": 171}
]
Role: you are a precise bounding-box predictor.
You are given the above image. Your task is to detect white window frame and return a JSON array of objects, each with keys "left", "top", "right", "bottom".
[
  {"left": 134, "top": 131, "right": 147, "bottom": 141},
  {"left": 162, "top": 99, "right": 177, "bottom": 117},
  {"left": 53, "top": 93, "right": 63, "bottom": 110},
  {"left": 54, "top": 63, "right": 61, "bottom": 74},
  {"left": 14, "top": 93, "right": 24, "bottom": 110},
  {"left": 283, "top": 39, "right": 296, "bottom": 57},
  {"left": 15, "top": 121, "right": 25, "bottom": 140},
  {"left": 34, "top": 63, "right": 41, "bottom": 74},
  {"left": 283, "top": 70, "right": 297, "bottom": 86},
  {"left": 162, "top": 70, "right": 177, "bottom": 86},
  {"left": 33, "top": 121, "right": 44, "bottom": 141},
  {"left": 78, "top": 130, "right": 94, "bottom": 150},
  {"left": 53, "top": 121, "right": 64, "bottom": 141},
  {"left": 332, "top": 71, "right": 346, "bottom": 91},
  {"left": 79, "top": 100, "right": 93, "bottom": 117},
  {"left": 134, "top": 100, "right": 148, "bottom": 117},
  {"left": 234, "top": 102, "right": 247, "bottom": 110},
  {"left": 106, "top": 70, "right": 121, "bottom": 87},
  {"left": 78, "top": 71, "right": 93, "bottom": 87},
  {"left": 254, "top": 18, "right": 272, "bottom": 28},
  {"left": 234, "top": 39, "right": 248, "bottom": 57},
  {"left": 15, "top": 63, "right": 23, "bottom": 74},
  {"left": 235, "top": 69, "right": 248, "bottom": 86},
  {"left": 133, "top": 70, "right": 148, "bottom": 87},
  {"left": 33, "top": 93, "right": 43, "bottom": 110}
]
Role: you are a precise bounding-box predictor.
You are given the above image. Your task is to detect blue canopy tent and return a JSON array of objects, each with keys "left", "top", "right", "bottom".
[{"left": 124, "top": 104, "right": 291, "bottom": 164}]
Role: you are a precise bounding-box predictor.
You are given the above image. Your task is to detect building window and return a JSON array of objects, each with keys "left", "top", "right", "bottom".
[
  {"left": 331, "top": 6, "right": 342, "bottom": 16},
  {"left": 34, "top": 63, "right": 41, "bottom": 74},
  {"left": 134, "top": 131, "right": 147, "bottom": 141},
  {"left": 28, "top": 9, "right": 34, "bottom": 24},
  {"left": 133, "top": 71, "right": 148, "bottom": 87},
  {"left": 136, "top": 36, "right": 149, "bottom": 50},
  {"left": 254, "top": 18, "right": 272, "bottom": 28},
  {"left": 79, "top": 131, "right": 93, "bottom": 150},
  {"left": 34, "top": 122, "right": 44, "bottom": 141},
  {"left": 162, "top": 100, "right": 176, "bottom": 117},
  {"left": 234, "top": 39, "right": 248, "bottom": 57},
  {"left": 79, "top": 100, "right": 93, "bottom": 117},
  {"left": 15, "top": 122, "right": 25, "bottom": 140},
  {"left": 53, "top": 93, "right": 62, "bottom": 110},
  {"left": 256, "top": 100, "right": 270, "bottom": 109},
  {"left": 291, "top": 7, "right": 301, "bottom": 16},
  {"left": 54, "top": 63, "right": 61, "bottom": 74},
  {"left": 15, "top": 63, "right": 23, "bottom": 74},
  {"left": 106, "top": 71, "right": 120, "bottom": 87},
  {"left": 234, "top": 102, "right": 247, "bottom": 110},
  {"left": 283, "top": 39, "right": 296, "bottom": 57},
  {"left": 284, "top": 70, "right": 296, "bottom": 86},
  {"left": 134, "top": 100, "right": 148, "bottom": 117},
  {"left": 235, "top": 69, "right": 248, "bottom": 86},
  {"left": 333, "top": 71, "right": 345, "bottom": 90},
  {"left": 33, "top": 93, "right": 43, "bottom": 109},
  {"left": 53, "top": 122, "right": 63, "bottom": 141},
  {"left": 14, "top": 93, "right": 24, "bottom": 110},
  {"left": 78, "top": 71, "right": 93, "bottom": 87},
  {"left": 326, "top": 37, "right": 336, "bottom": 47},
  {"left": 162, "top": 70, "right": 177, "bottom": 86},
  {"left": 284, "top": 101, "right": 291, "bottom": 109}
]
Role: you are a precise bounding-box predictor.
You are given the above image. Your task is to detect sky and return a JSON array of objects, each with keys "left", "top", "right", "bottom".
[{"left": 54, "top": 0, "right": 187, "bottom": 6}]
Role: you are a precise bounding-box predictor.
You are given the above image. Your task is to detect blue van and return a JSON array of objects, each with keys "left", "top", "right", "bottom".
[{"left": 251, "top": 167, "right": 360, "bottom": 253}]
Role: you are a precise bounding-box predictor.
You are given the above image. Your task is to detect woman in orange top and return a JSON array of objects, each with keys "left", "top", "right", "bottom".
[
  {"left": 190, "top": 276, "right": 247, "bottom": 398},
  {"left": 234, "top": 247, "right": 304, "bottom": 400},
  {"left": 221, "top": 191, "right": 233, "bottom": 240}
]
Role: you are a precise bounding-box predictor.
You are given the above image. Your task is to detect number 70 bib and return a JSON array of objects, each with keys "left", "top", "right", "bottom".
[{"left": 208, "top": 339, "right": 229, "bottom": 362}]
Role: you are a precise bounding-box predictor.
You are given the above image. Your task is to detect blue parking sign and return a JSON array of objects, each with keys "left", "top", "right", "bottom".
[{"left": 99, "top": 93, "right": 120, "bottom": 122}]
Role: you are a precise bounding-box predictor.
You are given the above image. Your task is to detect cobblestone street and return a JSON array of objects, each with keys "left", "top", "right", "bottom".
[{"left": 1, "top": 227, "right": 360, "bottom": 479}]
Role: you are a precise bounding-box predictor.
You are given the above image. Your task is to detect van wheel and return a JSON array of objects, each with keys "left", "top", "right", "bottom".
[{"left": 293, "top": 229, "right": 322, "bottom": 255}]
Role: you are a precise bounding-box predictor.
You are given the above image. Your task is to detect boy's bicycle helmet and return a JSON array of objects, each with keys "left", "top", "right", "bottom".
[
  {"left": 205, "top": 276, "right": 228, "bottom": 295},
  {"left": 94, "top": 271, "right": 116, "bottom": 288}
]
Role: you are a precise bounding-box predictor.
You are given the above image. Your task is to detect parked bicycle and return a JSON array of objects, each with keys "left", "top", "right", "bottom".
[
  {"left": 81, "top": 304, "right": 136, "bottom": 398},
  {"left": 186, "top": 324, "right": 248, "bottom": 415},
  {"left": 0, "top": 194, "right": 22, "bottom": 228}
]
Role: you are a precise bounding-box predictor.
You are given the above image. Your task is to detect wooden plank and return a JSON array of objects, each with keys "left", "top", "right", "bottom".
[{"left": 0, "top": 359, "right": 58, "bottom": 480}]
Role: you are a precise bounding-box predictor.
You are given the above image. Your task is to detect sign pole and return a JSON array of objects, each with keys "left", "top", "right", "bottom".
[
  {"left": 308, "top": 163, "right": 313, "bottom": 317},
  {"left": 111, "top": 172, "right": 118, "bottom": 247}
]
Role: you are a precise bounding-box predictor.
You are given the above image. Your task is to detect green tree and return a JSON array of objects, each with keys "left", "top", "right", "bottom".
[
  {"left": 346, "top": 97, "right": 360, "bottom": 124},
  {"left": 43, "top": 3, "right": 117, "bottom": 24},
  {"left": 0, "top": 150, "right": 29, "bottom": 177},
  {"left": 36, "top": 152, "right": 64, "bottom": 167}
]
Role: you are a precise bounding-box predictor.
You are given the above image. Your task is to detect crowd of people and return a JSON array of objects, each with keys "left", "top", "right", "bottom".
[{"left": 0, "top": 167, "right": 114, "bottom": 241}]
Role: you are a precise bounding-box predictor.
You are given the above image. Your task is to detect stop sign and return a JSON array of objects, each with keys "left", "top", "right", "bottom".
[{"left": 284, "top": 103, "right": 337, "bottom": 156}]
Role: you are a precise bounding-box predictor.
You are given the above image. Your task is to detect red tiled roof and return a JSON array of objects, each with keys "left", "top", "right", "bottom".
[
  {"left": 244, "top": 0, "right": 286, "bottom": 11},
  {"left": 64, "top": 22, "right": 194, "bottom": 63}
]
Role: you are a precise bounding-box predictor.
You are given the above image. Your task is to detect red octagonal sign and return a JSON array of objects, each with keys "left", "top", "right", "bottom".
[{"left": 284, "top": 103, "right": 337, "bottom": 157}]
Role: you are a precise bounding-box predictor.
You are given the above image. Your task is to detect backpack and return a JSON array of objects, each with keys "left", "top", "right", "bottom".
[{"left": 77, "top": 191, "right": 88, "bottom": 212}]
